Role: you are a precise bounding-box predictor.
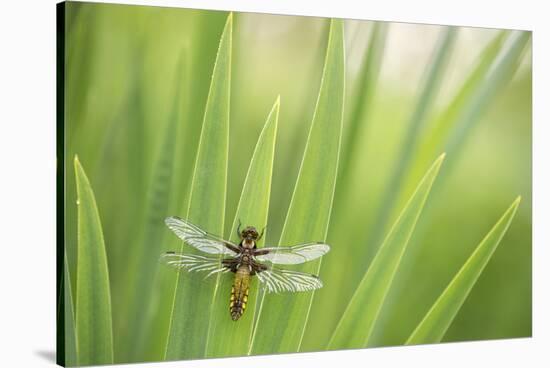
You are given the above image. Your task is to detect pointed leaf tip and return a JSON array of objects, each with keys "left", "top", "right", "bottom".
[{"left": 405, "top": 196, "right": 521, "bottom": 345}]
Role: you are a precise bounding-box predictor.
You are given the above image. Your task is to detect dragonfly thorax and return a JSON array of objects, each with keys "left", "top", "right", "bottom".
[{"left": 241, "top": 239, "right": 255, "bottom": 249}]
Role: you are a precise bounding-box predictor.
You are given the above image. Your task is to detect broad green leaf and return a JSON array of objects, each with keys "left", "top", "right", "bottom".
[
  {"left": 302, "top": 21, "right": 388, "bottom": 350},
  {"left": 406, "top": 197, "right": 521, "bottom": 345},
  {"left": 74, "top": 156, "right": 114, "bottom": 365},
  {"left": 327, "top": 154, "right": 445, "bottom": 349},
  {"left": 206, "top": 98, "right": 280, "bottom": 358},
  {"left": 250, "top": 19, "right": 345, "bottom": 355},
  {"left": 165, "top": 13, "right": 232, "bottom": 360},
  {"left": 366, "top": 28, "right": 456, "bottom": 258},
  {"left": 64, "top": 256, "right": 78, "bottom": 366},
  {"left": 171, "top": 11, "right": 229, "bottom": 216}
]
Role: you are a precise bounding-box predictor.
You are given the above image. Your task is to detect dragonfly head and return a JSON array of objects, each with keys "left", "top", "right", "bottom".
[{"left": 241, "top": 226, "right": 259, "bottom": 241}]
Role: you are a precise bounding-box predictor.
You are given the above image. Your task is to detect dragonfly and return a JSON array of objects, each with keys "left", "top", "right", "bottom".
[{"left": 161, "top": 216, "right": 330, "bottom": 321}]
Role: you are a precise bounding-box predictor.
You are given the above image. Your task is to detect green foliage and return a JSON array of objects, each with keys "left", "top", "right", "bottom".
[
  {"left": 406, "top": 197, "right": 521, "bottom": 344},
  {"left": 74, "top": 156, "right": 114, "bottom": 365},
  {"left": 302, "top": 21, "right": 389, "bottom": 349},
  {"left": 61, "top": 3, "right": 531, "bottom": 365},
  {"left": 367, "top": 28, "right": 457, "bottom": 258},
  {"left": 121, "top": 59, "right": 184, "bottom": 362},
  {"left": 165, "top": 13, "right": 232, "bottom": 361},
  {"left": 328, "top": 154, "right": 444, "bottom": 349},
  {"left": 249, "top": 18, "right": 345, "bottom": 355}
]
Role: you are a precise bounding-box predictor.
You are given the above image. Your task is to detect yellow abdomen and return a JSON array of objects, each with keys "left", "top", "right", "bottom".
[{"left": 230, "top": 265, "right": 250, "bottom": 321}]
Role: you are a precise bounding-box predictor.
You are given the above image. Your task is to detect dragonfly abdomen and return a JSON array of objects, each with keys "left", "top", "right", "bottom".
[{"left": 230, "top": 265, "right": 250, "bottom": 321}]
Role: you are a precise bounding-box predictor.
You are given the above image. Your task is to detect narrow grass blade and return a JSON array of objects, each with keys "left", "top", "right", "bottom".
[
  {"left": 250, "top": 19, "right": 345, "bottom": 355},
  {"left": 206, "top": 98, "right": 280, "bottom": 357},
  {"left": 366, "top": 28, "right": 456, "bottom": 258},
  {"left": 328, "top": 154, "right": 445, "bottom": 349},
  {"left": 64, "top": 256, "right": 78, "bottom": 366},
  {"left": 165, "top": 13, "right": 232, "bottom": 360},
  {"left": 74, "top": 156, "right": 114, "bottom": 365},
  {"left": 406, "top": 197, "right": 521, "bottom": 345}
]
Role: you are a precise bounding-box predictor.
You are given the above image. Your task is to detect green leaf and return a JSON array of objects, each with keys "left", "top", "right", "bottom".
[
  {"left": 366, "top": 28, "right": 457, "bottom": 258},
  {"left": 327, "top": 154, "right": 445, "bottom": 349},
  {"left": 74, "top": 156, "right": 114, "bottom": 365},
  {"left": 64, "top": 255, "right": 78, "bottom": 366},
  {"left": 165, "top": 12, "right": 232, "bottom": 360},
  {"left": 302, "top": 21, "right": 388, "bottom": 350},
  {"left": 406, "top": 197, "right": 521, "bottom": 345},
  {"left": 205, "top": 97, "right": 280, "bottom": 358},
  {"left": 361, "top": 31, "right": 530, "bottom": 348},
  {"left": 249, "top": 18, "right": 345, "bottom": 355}
]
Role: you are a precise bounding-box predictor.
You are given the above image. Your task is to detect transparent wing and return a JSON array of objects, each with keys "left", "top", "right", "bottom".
[
  {"left": 256, "top": 267, "right": 323, "bottom": 293},
  {"left": 254, "top": 242, "right": 330, "bottom": 265},
  {"left": 165, "top": 216, "right": 237, "bottom": 256},
  {"left": 160, "top": 252, "right": 230, "bottom": 278}
]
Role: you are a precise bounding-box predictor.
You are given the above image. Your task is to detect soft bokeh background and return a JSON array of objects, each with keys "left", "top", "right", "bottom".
[{"left": 62, "top": 1, "right": 531, "bottom": 363}]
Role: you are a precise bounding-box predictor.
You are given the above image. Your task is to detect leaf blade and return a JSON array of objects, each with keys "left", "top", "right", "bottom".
[
  {"left": 406, "top": 197, "right": 521, "bottom": 345},
  {"left": 164, "top": 12, "right": 232, "bottom": 360},
  {"left": 64, "top": 255, "right": 78, "bottom": 366},
  {"left": 205, "top": 98, "right": 280, "bottom": 358},
  {"left": 327, "top": 154, "right": 445, "bottom": 349},
  {"left": 250, "top": 18, "right": 346, "bottom": 355},
  {"left": 302, "top": 21, "right": 389, "bottom": 350},
  {"left": 74, "top": 156, "right": 114, "bottom": 365},
  {"left": 362, "top": 30, "right": 530, "bottom": 348}
]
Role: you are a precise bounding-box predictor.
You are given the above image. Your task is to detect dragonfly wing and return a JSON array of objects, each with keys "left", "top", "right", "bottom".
[
  {"left": 256, "top": 267, "right": 323, "bottom": 293},
  {"left": 165, "top": 216, "right": 238, "bottom": 256},
  {"left": 160, "top": 252, "right": 229, "bottom": 278},
  {"left": 254, "top": 242, "right": 330, "bottom": 265}
]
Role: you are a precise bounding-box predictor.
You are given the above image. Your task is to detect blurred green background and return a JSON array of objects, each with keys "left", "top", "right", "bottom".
[{"left": 62, "top": 1, "right": 531, "bottom": 364}]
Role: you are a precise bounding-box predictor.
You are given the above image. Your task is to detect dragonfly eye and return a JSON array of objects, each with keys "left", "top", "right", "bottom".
[{"left": 242, "top": 226, "right": 259, "bottom": 239}]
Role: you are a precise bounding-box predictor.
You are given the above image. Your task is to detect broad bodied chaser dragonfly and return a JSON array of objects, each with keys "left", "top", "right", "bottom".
[{"left": 161, "top": 216, "right": 330, "bottom": 321}]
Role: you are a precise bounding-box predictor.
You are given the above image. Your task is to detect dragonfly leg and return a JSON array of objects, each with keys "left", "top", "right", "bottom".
[{"left": 222, "top": 258, "right": 239, "bottom": 273}]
